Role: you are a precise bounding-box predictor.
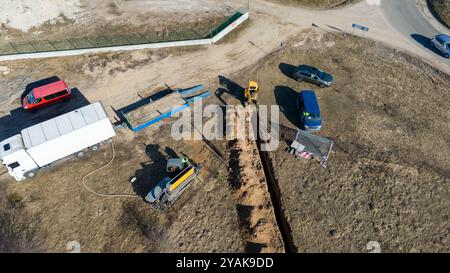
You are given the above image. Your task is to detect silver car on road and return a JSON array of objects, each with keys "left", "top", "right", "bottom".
[{"left": 430, "top": 34, "right": 450, "bottom": 58}]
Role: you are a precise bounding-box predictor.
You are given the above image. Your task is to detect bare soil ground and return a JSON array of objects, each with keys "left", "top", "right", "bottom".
[
  {"left": 428, "top": 0, "right": 450, "bottom": 28},
  {"left": 0, "top": 42, "right": 247, "bottom": 251},
  {"left": 226, "top": 107, "right": 284, "bottom": 253},
  {"left": 0, "top": 0, "right": 239, "bottom": 46},
  {"left": 0, "top": 113, "right": 244, "bottom": 252},
  {"left": 227, "top": 30, "right": 450, "bottom": 252}
]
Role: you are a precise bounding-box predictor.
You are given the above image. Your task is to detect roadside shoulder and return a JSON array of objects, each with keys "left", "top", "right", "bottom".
[{"left": 419, "top": 0, "right": 450, "bottom": 34}]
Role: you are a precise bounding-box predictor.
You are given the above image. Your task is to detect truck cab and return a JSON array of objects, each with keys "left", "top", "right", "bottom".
[
  {"left": 0, "top": 135, "right": 38, "bottom": 181},
  {"left": 1, "top": 102, "right": 116, "bottom": 182}
]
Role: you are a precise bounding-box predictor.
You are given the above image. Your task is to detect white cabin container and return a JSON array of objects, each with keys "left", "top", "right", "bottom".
[{"left": 0, "top": 102, "right": 116, "bottom": 181}]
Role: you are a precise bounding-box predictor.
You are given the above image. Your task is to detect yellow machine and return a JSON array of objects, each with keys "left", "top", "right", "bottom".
[
  {"left": 144, "top": 157, "right": 200, "bottom": 210},
  {"left": 244, "top": 81, "right": 259, "bottom": 105}
]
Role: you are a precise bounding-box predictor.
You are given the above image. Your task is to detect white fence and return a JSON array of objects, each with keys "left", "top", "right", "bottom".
[{"left": 0, "top": 12, "right": 249, "bottom": 62}]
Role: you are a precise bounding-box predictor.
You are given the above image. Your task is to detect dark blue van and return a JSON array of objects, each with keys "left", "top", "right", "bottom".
[{"left": 297, "top": 90, "right": 322, "bottom": 132}]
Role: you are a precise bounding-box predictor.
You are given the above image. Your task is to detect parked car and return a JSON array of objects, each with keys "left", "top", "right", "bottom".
[
  {"left": 293, "top": 65, "right": 333, "bottom": 87},
  {"left": 297, "top": 90, "right": 322, "bottom": 132},
  {"left": 22, "top": 79, "right": 71, "bottom": 111},
  {"left": 430, "top": 34, "right": 450, "bottom": 58}
]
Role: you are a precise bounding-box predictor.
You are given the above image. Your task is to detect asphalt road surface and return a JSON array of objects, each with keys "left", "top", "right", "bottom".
[{"left": 380, "top": 0, "right": 450, "bottom": 67}]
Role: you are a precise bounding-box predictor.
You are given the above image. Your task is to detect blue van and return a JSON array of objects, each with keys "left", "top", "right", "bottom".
[{"left": 297, "top": 90, "right": 322, "bottom": 132}]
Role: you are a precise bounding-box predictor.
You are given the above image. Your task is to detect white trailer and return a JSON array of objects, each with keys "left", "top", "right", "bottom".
[{"left": 0, "top": 102, "right": 116, "bottom": 181}]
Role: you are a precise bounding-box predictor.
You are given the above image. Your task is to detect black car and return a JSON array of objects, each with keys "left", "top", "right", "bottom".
[{"left": 293, "top": 65, "right": 333, "bottom": 87}]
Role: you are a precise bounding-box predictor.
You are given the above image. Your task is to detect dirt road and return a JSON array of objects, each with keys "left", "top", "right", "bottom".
[
  {"left": 1, "top": 1, "right": 449, "bottom": 113},
  {"left": 380, "top": 0, "right": 450, "bottom": 69}
]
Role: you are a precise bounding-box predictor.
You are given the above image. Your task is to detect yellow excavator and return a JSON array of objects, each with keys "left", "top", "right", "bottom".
[{"left": 244, "top": 81, "right": 259, "bottom": 105}]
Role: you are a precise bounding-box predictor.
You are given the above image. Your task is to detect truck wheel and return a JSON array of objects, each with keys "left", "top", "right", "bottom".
[
  {"left": 90, "top": 144, "right": 100, "bottom": 151},
  {"left": 24, "top": 170, "right": 37, "bottom": 179},
  {"left": 76, "top": 151, "right": 86, "bottom": 158}
]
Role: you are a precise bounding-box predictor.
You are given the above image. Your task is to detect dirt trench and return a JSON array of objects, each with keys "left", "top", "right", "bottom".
[{"left": 226, "top": 107, "right": 285, "bottom": 253}]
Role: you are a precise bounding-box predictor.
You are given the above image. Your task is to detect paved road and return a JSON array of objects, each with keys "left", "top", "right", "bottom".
[{"left": 380, "top": 0, "right": 450, "bottom": 67}]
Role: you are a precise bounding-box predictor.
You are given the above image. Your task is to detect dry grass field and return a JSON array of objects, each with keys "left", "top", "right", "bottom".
[
  {"left": 226, "top": 30, "right": 450, "bottom": 252},
  {"left": 428, "top": 0, "right": 450, "bottom": 28},
  {"left": 0, "top": 0, "right": 449, "bottom": 252}
]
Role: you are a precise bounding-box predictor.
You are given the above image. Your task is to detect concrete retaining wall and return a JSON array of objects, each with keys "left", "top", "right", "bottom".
[
  {"left": 0, "top": 12, "right": 249, "bottom": 62},
  {"left": 211, "top": 12, "right": 249, "bottom": 43}
]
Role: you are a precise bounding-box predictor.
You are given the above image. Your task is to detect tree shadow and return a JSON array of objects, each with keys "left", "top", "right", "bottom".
[
  {"left": 411, "top": 34, "right": 445, "bottom": 57},
  {"left": 279, "top": 63, "right": 297, "bottom": 80},
  {"left": 0, "top": 87, "right": 90, "bottom": 140},
  {"left": 274, "top": 86, "right": 300, "bottom": 129}
]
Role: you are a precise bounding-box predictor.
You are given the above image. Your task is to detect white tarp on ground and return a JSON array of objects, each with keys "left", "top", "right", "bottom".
[{"left": 289, "top": 129, "right": 334, "bottom": 167}]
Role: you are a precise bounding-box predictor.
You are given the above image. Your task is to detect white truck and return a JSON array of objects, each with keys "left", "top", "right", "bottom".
[{"left": 0, "top": 102, "right": 116, "bottom": 181}]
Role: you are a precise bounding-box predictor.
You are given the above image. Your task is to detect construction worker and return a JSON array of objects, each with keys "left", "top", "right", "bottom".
[{"left": 181, "top": 157, "right": 189, "bottom": 168}]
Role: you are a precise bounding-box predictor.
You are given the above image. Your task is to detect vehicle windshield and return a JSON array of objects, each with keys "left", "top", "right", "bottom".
[
  {"left": 317, "top": 70, "right": 324, "bottom": 79},
  {"left": 305, "top": 112, "right": 320, "bottom": 121},
  {"left": 312, "top": 68, "right": 323, "bottom": 79},
  {"left": 27, "top": 92, "right": 35, "bottom": 103}
]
